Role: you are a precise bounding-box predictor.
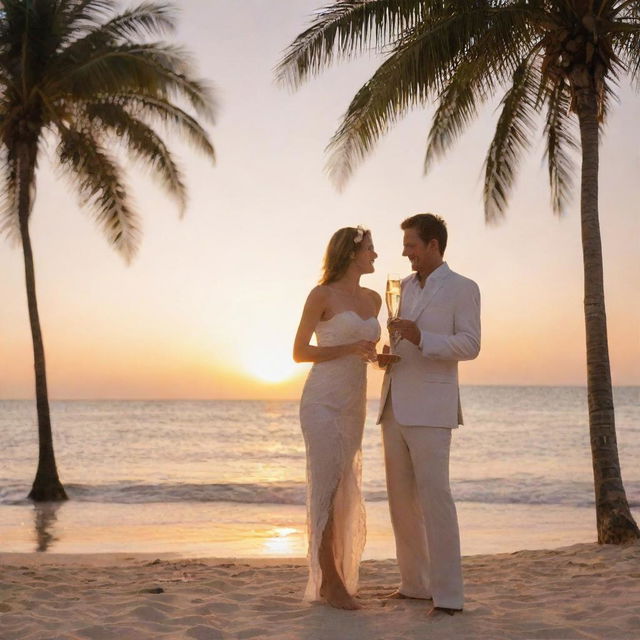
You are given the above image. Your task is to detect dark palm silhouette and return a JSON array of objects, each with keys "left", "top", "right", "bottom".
[
  {"left": 278, "top": 0, "right": 639, "bottom": 543},
  {"left": 1, "top": 0, "right": 216, "bottom": 501}
]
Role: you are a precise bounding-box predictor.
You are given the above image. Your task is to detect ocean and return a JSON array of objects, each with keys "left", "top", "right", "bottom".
[{"left": 1, "top": 387, "right": 638, "bottom": 558}]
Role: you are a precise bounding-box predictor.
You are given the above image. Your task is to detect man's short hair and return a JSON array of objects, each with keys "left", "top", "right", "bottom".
[{"left": 401, "top": 213, "right": 447, "bottom": 255}]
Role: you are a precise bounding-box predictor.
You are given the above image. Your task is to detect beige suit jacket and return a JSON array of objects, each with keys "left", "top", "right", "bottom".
[{"left": 377, "top": 263, "right": 481, "bottom": 428}]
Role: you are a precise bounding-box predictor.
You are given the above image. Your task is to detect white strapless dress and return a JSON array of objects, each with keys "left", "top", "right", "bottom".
[{"left": 299, "top": 311, "right": 381, "bottom": 601}]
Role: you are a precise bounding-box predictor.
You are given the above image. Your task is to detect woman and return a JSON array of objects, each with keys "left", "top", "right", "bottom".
[{"left": 293, "top": 226, "right": 382, "bottom": 610}]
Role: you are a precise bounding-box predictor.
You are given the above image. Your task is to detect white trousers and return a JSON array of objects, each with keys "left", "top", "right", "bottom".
[{"left": 381, "top": 395, "right": 463, "bottom": 609}]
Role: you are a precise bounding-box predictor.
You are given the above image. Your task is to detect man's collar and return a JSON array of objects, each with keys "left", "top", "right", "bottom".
[{"left": 412, "top": 261, "right": 449, "bottom": 285}]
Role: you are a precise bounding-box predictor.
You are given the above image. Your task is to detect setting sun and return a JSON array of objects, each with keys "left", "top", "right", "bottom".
[{"left": 243, "top": 347, "right": 302, "bottom": 384}]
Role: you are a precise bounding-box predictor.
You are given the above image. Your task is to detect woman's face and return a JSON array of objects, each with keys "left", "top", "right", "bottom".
[{"left": 354, "top": 233, "right": 377, "bottom": 274}]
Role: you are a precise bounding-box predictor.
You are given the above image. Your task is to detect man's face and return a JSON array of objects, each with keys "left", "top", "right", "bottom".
[{"left": 402, "top": 227, "right": 440, "bottom": 275}]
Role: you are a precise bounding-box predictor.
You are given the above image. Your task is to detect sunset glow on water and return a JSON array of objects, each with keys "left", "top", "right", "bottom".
[{"left": 1, "top": 389, "right": 638, "bottom": 557}]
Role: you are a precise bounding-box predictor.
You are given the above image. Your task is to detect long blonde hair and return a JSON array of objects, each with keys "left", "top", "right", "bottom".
[{"left": 319, "top": 227, "right": 370, "bottom": 285}]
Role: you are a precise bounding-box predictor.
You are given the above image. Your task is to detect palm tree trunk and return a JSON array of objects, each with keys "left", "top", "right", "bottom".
[
  {"left": 16, "top": 141, "right": 68, "bottom": 502},
  {"left": 575, "top": 83, "right": 638, "bottom": 543}
]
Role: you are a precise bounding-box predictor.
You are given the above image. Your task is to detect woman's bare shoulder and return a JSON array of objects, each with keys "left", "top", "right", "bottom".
[
  {"left": 362, "top": 287, "right": 382, "bottom": 312},
  {"left": 309, "top": 284, "right": 331, "bottom": 298},
  {"left": 305, "top": 285, "right": 331, "bottom": 307}
]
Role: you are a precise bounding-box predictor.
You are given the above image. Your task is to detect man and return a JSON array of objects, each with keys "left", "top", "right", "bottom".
[{"left": 378, "top": 213, "right": 481, "bottom": 616}]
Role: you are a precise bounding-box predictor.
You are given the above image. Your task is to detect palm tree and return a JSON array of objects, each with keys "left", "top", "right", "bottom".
[
  {"left": 0, "top": 0, "right": 216, "bottom": 501},
  {"left": 277, "top": 0, "right": 639, "bottom": 544}
]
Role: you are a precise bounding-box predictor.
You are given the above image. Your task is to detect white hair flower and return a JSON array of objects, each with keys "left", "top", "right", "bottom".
[{"left": 353, "top": 225, "right": 367, "bottom": 244}]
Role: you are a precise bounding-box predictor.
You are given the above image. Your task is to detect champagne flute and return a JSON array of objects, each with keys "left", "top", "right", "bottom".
[
  {"left": 386, "top": 274, "right": 401, "bottom": 346},
  {"left": 385, "top": 274, "right": 401, "bottom": 319}
]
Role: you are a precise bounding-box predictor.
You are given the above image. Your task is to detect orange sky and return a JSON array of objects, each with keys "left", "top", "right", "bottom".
[{"left": 1, "top": 1, "right": 638, "bottom": 400}]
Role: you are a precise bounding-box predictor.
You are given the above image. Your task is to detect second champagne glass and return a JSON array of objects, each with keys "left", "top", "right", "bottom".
[{"left": 386, "top": 274, "right": 401, "bottom": 346}]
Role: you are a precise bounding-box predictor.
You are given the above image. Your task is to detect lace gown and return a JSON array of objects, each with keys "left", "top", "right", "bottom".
[{"left": 299, "top": 311, "right": 381, "bottom": 601}]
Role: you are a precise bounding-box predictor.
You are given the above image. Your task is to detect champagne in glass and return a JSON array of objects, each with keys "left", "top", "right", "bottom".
[
  {"left": 386, "top": 274, "right": 402, "bottom": 347},
  {"left": 385, "top": 274, "right": 401, "bottom": 319}
]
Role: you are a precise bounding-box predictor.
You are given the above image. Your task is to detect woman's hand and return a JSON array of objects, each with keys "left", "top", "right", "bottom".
[
  {"left": 350, "top": 340, "right": 377, "bottom": 362},
  {"left": 375, "top": 344, "right": 400, "bottom": 369}
]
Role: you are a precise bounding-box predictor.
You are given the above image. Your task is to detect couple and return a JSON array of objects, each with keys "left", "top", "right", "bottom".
[{"left": 293, "top": 213, "right": 481, "bottom": 616}]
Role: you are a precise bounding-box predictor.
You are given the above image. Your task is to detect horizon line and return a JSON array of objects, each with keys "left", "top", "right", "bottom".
[{"left": 2, "top": 383, "right": 639, "bottom": 403}]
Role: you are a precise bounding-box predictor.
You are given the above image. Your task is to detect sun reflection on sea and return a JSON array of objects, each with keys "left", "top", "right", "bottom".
[{"left": 262, "top": 527, "right": 301, "bottom": 555}]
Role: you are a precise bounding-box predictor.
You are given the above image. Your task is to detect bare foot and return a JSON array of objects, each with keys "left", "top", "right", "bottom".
[
  {"left": 427, "top": 606, "right": 462, "bottom": 618},
  {"left": 321, "top": 583, "right": 362, "bottom": 610}
]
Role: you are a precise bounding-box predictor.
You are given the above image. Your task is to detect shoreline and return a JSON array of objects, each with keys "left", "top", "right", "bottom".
[
  {"left": 0, "top": 500, "right": 603, "bottom": 558},
  {"left": 2, "top": 542, "right": 639, "bottom": 639}
]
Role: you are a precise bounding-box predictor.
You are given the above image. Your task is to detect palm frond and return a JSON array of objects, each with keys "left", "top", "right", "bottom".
[
  {"left": 60, "top": 1, "right": 176, "bottom": 48},
  {"left": 544, "top": 81, "right": 578, "bottom": 214},
  {"left": 325, "top": 4, "right": 530, "bottom": 188},
  {"left": 56, "top": 125, "right": 141, "bottom": 261},
  {"left": 82, "top": 101, "right": 187, "bottom": 212},
  {"left": 109, "top": 93, "right": 216, "bottom": 160},
  {"left": 60, "top": 0, "right": 114, "bottom": 26},
  {"left": 276, "top": 0, "right": 427, "bottom": 88},
  {"left": 612, "top": 0, "right": 640, "bottom": 20},
  {"left": 324, "top": 48, "right": 433, "bottom": 189},
  {"left": 483, "top": 59, "right": 541, "bottom": 222},
  {"left": 424, "top": 10, "right": 538, "bottom": 172},
  {"left": 50, "top": 43, "right": 217, "bottom": 120},
  {"left": 0, "top": 0, "right": 217, "bottom": 263},
  {"left": 613, "top": 22, "right": 640, "bottom": 89}
]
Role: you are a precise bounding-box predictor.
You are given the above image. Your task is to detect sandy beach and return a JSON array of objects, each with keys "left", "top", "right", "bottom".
[{"left": 1, "top": 541, "right": 639, "bottom": 640}]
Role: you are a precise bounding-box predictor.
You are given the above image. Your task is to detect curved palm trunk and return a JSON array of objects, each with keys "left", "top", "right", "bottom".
[
  {"left": 575, "top": 85, "right": 638, "bottom": 543},
  {"left": 17, "top": 142, "right": 67, "bottom": 502}
]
